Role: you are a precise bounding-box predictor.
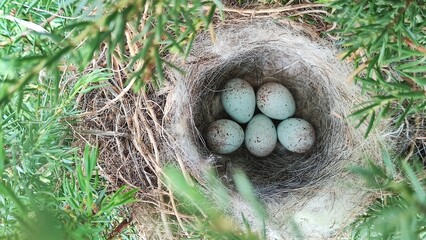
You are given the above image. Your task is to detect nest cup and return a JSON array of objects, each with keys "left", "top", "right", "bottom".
[
  {"left": 77, "top": 19, "right": 387, "bottom": 238},
  {"left": 165, "top": 20, "right": 368, "bottom": 197}
]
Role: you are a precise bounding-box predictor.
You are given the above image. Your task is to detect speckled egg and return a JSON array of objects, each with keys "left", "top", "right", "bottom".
[
  {"left": 221, "top": 78, "right": 256, "bottom": 124},
  {"left": 277, "top": 118, "right": 316, "bottom": 153},
  {"left": 256, "top": 82, "right": 296, "bottom": 120},
  {"left": 206, "top": 119, "right": 244, "bottom": 154},
  {"left": 245, "top": 114, "right": 277, "bottom": 157}
]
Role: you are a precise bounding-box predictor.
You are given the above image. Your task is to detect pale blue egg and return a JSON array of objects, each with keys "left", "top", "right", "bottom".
[
  {"left": 206, "top": 119, "right": 244, "bottom": 154},
  {"left": 221, "top": 78, "right": 256, "bottom": 124},
  {"left": 277, "top": 118, "right": 316, "bottom": 153},
  {"left": 245, "top": 114, "right": 277, "bottom": 157},
  {"left": 257, "top": 82, "right": 295, "bottom": 120}
]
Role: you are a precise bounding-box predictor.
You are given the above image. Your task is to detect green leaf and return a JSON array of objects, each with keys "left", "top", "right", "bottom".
[
  {"left": 205, "top": 169, "right": 230, "bottom": 211},
  {"left": 183, "top": 32, "right": 196, "bottom": 59},
  {"left": 110, "top": 11, "right": 127, "bottom": 52},
  {"left": 241, "top": 213, "right": 252, "bottom": 233},
  {"left": 83, "top": 144, "right": 97, "bottom": 178},
  {"left": 397, "top": 57, "right": 426, "bottom": 70},
  {"left": 401, "top": 25, "right": 419, "bottom": 46},
  {"left": 351, "top": 102, "right": 380, "bottom": 118},
  {"left": 402, "top": 161, "right": 425, "bottom": 204},
  {"left": 0, "top": 181, "right": 28, "bottom": 213},
  {"left": 364, "top": 110, "right": 376, "bottom": 137},
  {"left": 376, "top": 101, "right": 391, "bottom": 125},
  {"left": 400, "top": 65, "right": 426, "bottom": 73},
  {"left": 381, "top": 148, "right": 396, "bottom": 178},
  {"left": 378, "top": 33, "right": 388, "bottom": 65},
  {"left": 76, "top": 164, "right": 86, "bottom": 192},
  {"left": 95, "top": 188, "right": 107, "bottom": 208},
  {"left": 355, "top": 113, "right": 369, "bottom": 129},
  {"left": 163, "top": 165, "right": 211, "bottom": 216},
  {"left": 351, "top": 160, "right": 389, "bottom": 188},
  {"left": 395, "top": 99, "right": 414, "bottom": 126},
  {"left": 233, "top": 170, "right": 265, "bottom": 221},
  {"left": 99, "top": 187, "right": 137, "bottom": 215}
]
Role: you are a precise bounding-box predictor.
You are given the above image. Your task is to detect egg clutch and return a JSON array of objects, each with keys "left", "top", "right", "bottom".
[{"left": 205, "top": 78, "right": 316, "bottom": 157}]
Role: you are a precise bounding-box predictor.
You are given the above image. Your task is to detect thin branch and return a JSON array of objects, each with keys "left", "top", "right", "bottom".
[
  {"left": 107, "top": 217, "right": 133, "bottom": 240},
  {"left": 404, "top": 38, "right": 426, "bottom": 55},
  {"left": 222, "top": 3, "right": 326, "bottom": 15},
  {"left": 289, "top": 9, "right": 329, "bottom": 17}
]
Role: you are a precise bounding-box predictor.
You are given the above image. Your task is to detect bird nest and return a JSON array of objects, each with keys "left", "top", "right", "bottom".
[
  {"left": 164, "top": 20, "right": 380, "bottom": 193},
  {"left": 78, "top": 19, "right": 386, "bottom": 238}
]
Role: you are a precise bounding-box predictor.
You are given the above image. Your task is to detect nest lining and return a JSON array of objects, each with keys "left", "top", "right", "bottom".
[{"left": 164, "top": 20, "right": 369, "bottom": 196}]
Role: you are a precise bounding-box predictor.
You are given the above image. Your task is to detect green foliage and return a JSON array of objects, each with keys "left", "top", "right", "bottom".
[
  {"left": 0, "top": 0, "right": 219, "bottom": 106},
  {"left": 1, "top": 0, "right": 424, "bottom": 239},
  {"left": 329, "top": 0, "right": 426, "bottom": 136},
  {"left": 330, "top": 1, "right": 426, "bottom": 238},
  {"left": 163, "top": 166, "right": 265, "bottom": 239},
  {"left": 0, "top": 145, "right": 137, "bottom": 240},
  {"left": 0, "top": 50, "right": 137, "bottom": 238},
  {"left": 350, "top": 150, "right": 426, "bottom": 239}
]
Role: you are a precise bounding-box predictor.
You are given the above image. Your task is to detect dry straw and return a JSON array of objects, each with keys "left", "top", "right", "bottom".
[{"left": 79, "top": 19, "right": 385, "bottom": 238}]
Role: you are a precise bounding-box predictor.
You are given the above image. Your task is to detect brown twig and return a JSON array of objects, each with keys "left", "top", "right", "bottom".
[
  {"left": 222, "top": 3, "right": 326, "bottom": 15},
  {"left": 108, "top": 217, "right": 133, "bottom": 240},
  {"left": 289, "top": 9, "right": 329, "bottom": 17},
  {"left": 404, "top": 37, "right": 426, "bottom": 55}
]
